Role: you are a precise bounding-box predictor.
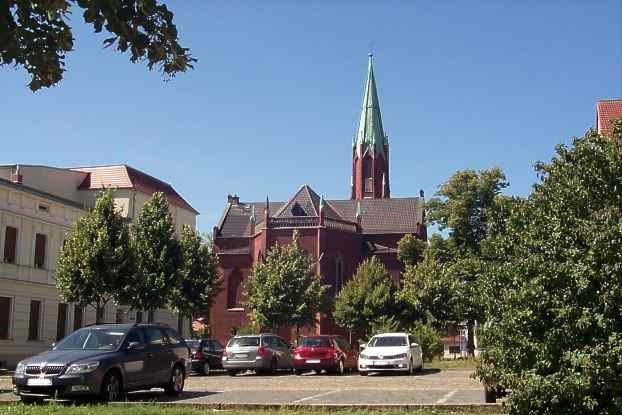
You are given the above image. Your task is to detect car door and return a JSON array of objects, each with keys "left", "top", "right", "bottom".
[
  {"left": 276, "top": 337, "right": 293, "bottom": 368},
  {"left": 140, "top": 327, "right": 171, "bottom": 385},
  {"left": 121, "top": 328, "right": 150, "bottom": 389},
  {"left": 207, "top": 340, "right": 224, "bottom": 368}
]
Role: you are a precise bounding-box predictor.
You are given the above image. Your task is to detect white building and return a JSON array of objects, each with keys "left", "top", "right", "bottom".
[{"left": 0, "top": 164, "right": 198, "bottom": 368}]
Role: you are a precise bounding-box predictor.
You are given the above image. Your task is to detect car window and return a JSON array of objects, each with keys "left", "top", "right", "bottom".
[
  {"left": 142, "top": 327, "right": 166, "bottom": 346},
  {"left": 277, "top": 337, "right": 288, "bottom": 349},
  {"left": 228, "top": 336, "right": 260, "bottom": 347},
  {"left": 212, "top": 340, "right": 224, "bottom": 351},
  {"left": 301, "top": 337, "right": 332, "bottom": 347},
  {"left": 55, "top": 327, "right": 127, "bottom": 351},
  {"left": 185, "top": 339, "right": 201, "bottom": 350},
  {"left": 335, "top": 337, "right": 350, "bottom": 351},
  {"left": 125, "top": 329, "right": 143, "bottom": 346},
  {"left": 369, "top": 336, "right": 408, "bottom": 347},
  {"left": 164, "top": 328, "right": 183, "bottom": 345}
]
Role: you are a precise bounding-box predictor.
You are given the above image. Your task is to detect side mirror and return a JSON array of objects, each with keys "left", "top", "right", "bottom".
[
  {"left": 127, "top": 341, "right": 145, "bottom": 351},
  {"left": 360, "top": 344, "right": 367, "bottom": 350}
]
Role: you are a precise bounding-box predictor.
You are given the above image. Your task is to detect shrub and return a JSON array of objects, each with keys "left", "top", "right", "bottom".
[{"left": 411, "top": 322, "right": 444, "bottom": 362}]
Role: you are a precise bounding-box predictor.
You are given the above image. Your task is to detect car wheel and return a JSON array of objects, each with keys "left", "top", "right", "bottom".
[
  {"left": 101, "top": 371, "right": 124, "bottom": 402},
  {"left": 415, "top": 359, "right": 424, "bottom": 373},
  {"left": 20, "top": 396, "right": 44, "bottom": 405},
  {"left": 293, "top": 369, "right": 303, "bottom": 376},
  {"left": 165, "top": 365, "right": 185, "bottom": 396},
  {"left": 227, "top": 369, "right": 239, "bottom": 377},
  {"left": 333, "top": 359, "right": 345, "bottom": 376},
  {"left": 359, "top": 371, "right": 368, "bottom": 376},
  {"left": 202, "top": 361, "right": 211, "bottom": 376}
]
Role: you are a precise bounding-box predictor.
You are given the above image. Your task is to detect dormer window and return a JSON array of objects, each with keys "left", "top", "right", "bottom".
[
  {"left": 38, "top": 204, "right": 49, "bottom": 213},
  {"left": 291, "top": 202, "right": 307, "bottom": 216}
]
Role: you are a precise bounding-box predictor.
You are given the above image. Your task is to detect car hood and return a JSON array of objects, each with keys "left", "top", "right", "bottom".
[
  {"left": 361, "top": 346, "right": 409, "bottom": 356},
  {"left": 20, "top": 349, "right": 115, "bottom": 366}
]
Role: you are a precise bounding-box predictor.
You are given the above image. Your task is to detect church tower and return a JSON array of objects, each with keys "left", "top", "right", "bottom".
[{"left": 351, "top": 54, "right": 390, "bottom": 200}]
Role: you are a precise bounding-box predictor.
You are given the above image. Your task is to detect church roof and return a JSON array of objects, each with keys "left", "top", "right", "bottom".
[
  {"left": 354, "top": 54, "right": 388, "bottom": 158},
  {"left": 596, "top": 99, "right": 622, "bottom": 136},
  {"left": 215, "top": 185, "right": 424, "bottom": 237}
]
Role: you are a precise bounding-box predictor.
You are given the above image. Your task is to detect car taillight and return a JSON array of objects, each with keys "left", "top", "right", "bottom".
[
  {"left": 257, "top": 346, "right": 270, "bottom": 357},
  {"left": 194, "top": 351, "right": 204, "bottom": 360}
]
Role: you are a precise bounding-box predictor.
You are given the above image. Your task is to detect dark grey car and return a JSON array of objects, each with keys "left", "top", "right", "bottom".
[
  {"left": 12, "top": 323, "right": 191, "bottom": 403},
  {"left": 222, "top": 334, "right": 293, "bottom": 376}
]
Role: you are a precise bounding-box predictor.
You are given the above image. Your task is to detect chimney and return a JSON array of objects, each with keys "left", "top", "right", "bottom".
[
  {"left": 227, "top": 194, "right": 240, "bottom": 205},
  {"left": 419, "top": 189, "right": 425, "bottom": 198},
  {"left": 10, "top": 165, "right": 23, "bottom": 185}
]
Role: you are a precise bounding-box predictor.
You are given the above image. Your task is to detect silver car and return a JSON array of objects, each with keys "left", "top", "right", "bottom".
[{"left": 222, "top": 334, "right": 293, "bottom": 376}]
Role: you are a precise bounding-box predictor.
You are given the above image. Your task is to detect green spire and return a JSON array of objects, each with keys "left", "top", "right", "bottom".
[{"left": 354, "top": 53, "right": 388, "bottom": 158}]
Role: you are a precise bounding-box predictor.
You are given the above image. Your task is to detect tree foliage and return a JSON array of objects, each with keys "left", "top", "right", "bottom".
[
  {"left": 244, "top": 231, "right": 328, "bottom": 333},
  {"left": 1, "top": 0, "right": 195, "bottom": 91},
  {"left": 124, "top": 191, "right": 180, "bottom": 311},
  {"left": 476, "top": 122, "right": 622, "bottom": 414},
  {"left": 396, "top": 233, "right": 427, "bottom": 266},
  {"left": 170, "top": 225, "right": 221, "bottom": 332},
  {"left": 411, "top": 321, "right": 444, "bottom": 362},
  {"left": 56, "top": 189, "right": 133, "bottom": 323},
  {"left": 333, "top": 257, "right": 396, "bottom": 340}
]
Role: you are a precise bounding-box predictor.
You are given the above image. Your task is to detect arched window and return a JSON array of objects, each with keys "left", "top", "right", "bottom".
[
  {"left": 335, "top": 256, "right": 344, "bottom": 292},
  {"left": 227, "top": 269, "right": 243, "bottom": 309},
  {"left": 363, "top": 157, "right": 373, "bottom": 179}
]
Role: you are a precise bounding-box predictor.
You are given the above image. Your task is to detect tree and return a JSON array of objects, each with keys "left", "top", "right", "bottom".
[
  {"left": 476, "top": 122, "right": 622, "bottom": 414},
  {"left": 125, "top": 191, "right": 180, "bottom": 312},
  {"left": 333, "top": 257, "right": 396, "bottom": 341},
  {"left": 170, "top": 226, "right": 221, "bottom": 337},
  {"left": 244, "top": 231, "right": 328, "bottom": 337},
  {"left": 396, "top": 234, "right": 427, "bottom": 266},
  {"left": 411, "top": 321, "right": 444, "bottom": 362},
  {"left": 426, "top": 167, "right": 509, "bottom": 355},
  {"left": 56, "top": 189, "right": 133, "bottom": 324},
  {"left": 1, "top": 1, "right": 195, "bottom": 91},
  {"left": 397, "top": 249, "right": 456, "bottom": 329}
]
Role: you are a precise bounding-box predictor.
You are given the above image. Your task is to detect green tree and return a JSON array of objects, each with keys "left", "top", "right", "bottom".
[
  {"left": 476, "top": 122, "right": 622, "bottom": 414},
  {"left": 170, "top": 226, "right": 221, "bottom": 336},
  {"left": 56, "top": 189, "right": 134, "bottom": 324},
  {"left": 333, "top": 257, "right": 396, "bottom": 340},
  {"left": 244, "top": 232, "right": 328, "bottom": 337},
  {"left": 397, "top": 234, "right": 427, "bottom": 266},
  {"left": 1, "top": 1, "right": 195, "bottom": 91},
  {"left": 125, "top": 191, "right": 180, "bottom": 312},
  {"left": 411, "top": 321, "right": 444, "bottom": 362},
  {"left": 426, "top": 167, "right": 509, "bottom": 355}
]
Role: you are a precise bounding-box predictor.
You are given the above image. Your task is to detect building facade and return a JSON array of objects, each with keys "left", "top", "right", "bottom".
[
  {"left": 596, "top": 99, "right": 622, "bottom": 137},
  {"left": 0, "top": 164, "right": 197, "bottom": 368},
  {"left": 211, "top": 55, "right": 427, "bottom": 343}
]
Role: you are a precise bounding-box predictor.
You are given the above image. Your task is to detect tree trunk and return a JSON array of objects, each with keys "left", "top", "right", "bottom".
[
  {"left": 188, "top": 314, "right": 194, "bottom": 338},
  {"left": 466, "top": 320, "right": 476, "bottom": 357}
]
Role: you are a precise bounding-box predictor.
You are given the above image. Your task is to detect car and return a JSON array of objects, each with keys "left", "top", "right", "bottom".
[
  {"left": 358, "top": 332, "right": 423, "bottom": 376},
  {"left": 222, "top": 334, "right": 293, "bottom": 376},
  {"left": 12, "top": 323, "right": 190, "bottom": 403},
  {"left": 292, "top": 335, "right": 358, "bottom": 375},
  {"left": 185, "top": 338, "right": 224, "bottom": 375}
]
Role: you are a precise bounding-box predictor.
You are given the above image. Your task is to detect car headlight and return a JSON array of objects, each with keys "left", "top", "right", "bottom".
[
  {"left": 395, "top": 353, "right": 408, "bottom": 359},
  {"left": 360, "top": 353, "right": 368, "bottom": 359},
  {"left": 66, "top": 361, "right": 100, "bottom": 375},
  {"left": 15, "top": 362, "right": 26, "bottom": 375}
]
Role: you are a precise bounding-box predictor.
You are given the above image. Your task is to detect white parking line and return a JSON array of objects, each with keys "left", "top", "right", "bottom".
[
  {"left": 292, "top": 390, "right": 339, "bottom": 403},
  {"left": 436, "top": 389, "right": 458, "bottom": 404}
]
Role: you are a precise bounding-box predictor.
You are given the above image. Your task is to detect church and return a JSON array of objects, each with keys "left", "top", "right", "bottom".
[{"left": 211, "top": 55, "right": 427, "bottom": 342}]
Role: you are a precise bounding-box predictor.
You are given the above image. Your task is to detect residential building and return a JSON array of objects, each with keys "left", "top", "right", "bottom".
[
  {"left": 596, "top": 99, "right": 622, "bottom": 136},
  {"left": 211, "top": 55, "right": 427, "bottom": 343},
  {"left": 0, "top": 164, "right": 198, "bottom": 368}
]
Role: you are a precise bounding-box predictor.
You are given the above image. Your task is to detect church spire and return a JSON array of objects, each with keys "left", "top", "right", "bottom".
[
  {"left": 351, "top": 54, "right": 391, "bottom": 200},
  {"left": 354, "top": 53, "right": 388, "bottom": 158}
]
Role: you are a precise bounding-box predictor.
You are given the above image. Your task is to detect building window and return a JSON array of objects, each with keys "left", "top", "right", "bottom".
[
  {"left": 227, "top": 269, "right": 243, "bottom": 309},
  {"left": 335, "top": 256, "right": 344, "bottom": 292},
  {"left": 148, "top": 310, "right": 155, "bottom": 323},
  {"left": 28, "top": 300, "right": 42, "bottom": 341},
  {"left": 0, "top": 297, "right": 12, "bottom": 339},
  {"left": 3, "top": 226, "right": 17, "bottom": 264},
  {"left": 38, "top": 204, "right": 49, "bottom": 213},
  {"left": 136, "top": 311, "right": 143, "bottom": 323},
  {"left": 34, "top": 233, "right": 47, "bottom": 269},
  {"left": 56, "top": 303, "right": 68, "bottom": 341},
  {"left": 73, "top": 305, "right": 83, "bottom": 331}
]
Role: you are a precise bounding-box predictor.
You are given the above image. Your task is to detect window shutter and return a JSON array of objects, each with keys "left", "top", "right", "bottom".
[
  {"left": 28, "top": 300, "right": 41, "bottom": 340},
  {"left": 34, "top": 234, "right": 46, "bottom": 268},
  {"left": 0, "top": 297, "right": 11, "bottom": 339},
  {"left": 3, "top": 227, "right": 17, "bottom": 263}
]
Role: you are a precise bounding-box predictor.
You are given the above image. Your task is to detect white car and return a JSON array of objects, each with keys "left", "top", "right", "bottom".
[{"left": 358, "top": 332, "right": 423, "bottom": 375}]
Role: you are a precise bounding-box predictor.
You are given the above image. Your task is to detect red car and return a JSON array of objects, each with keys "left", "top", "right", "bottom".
[{"left": 292, "top": 335, "right": 358, "bottom": 375}]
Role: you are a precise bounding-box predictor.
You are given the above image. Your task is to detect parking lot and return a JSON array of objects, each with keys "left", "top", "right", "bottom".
[{"left": 0, "top": 368, "right": 486, "bottom": 406}]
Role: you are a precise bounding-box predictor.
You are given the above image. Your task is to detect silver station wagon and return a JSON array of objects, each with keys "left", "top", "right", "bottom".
[{"left": 222, "top": 334, "right": 293, "bottom": 376}]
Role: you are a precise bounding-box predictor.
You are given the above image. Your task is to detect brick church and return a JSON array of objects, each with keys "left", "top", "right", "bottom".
[{"left": 211, "top": 55, "right": 427, "bottom": 342}]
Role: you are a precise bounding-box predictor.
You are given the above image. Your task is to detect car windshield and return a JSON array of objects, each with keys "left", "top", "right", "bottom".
[
  {"left": 228, "top": 337, "right": 260, "bottom": 347},
  {"left": 185, "top": 340, "right": 201, "bottom": 350},
  {"left": 301, "top": 337, "right": 331, "bottom": 347},
  {"left": 369, "top": 336, "right": 407, "bottom": 347},
  {"left": 55, "top": 328, "right": 127, "bottom": 351}
]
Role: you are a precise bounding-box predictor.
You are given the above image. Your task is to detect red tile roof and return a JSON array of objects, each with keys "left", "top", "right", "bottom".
[
  {"left": 596, "top": 99, "right": 622, "bottom": 136},
  {"left": 71, "top": 165, "right": 198, "bottom": 214}
]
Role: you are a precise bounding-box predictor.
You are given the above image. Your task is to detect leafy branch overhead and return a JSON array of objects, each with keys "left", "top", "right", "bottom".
[{"left": 0, "top": 0, "right": 195, "bottom": 91}]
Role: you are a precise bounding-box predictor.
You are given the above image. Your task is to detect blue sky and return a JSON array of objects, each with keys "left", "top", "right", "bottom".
[{"left": 2, "top": 1, "right": 621, "bottom": 231}]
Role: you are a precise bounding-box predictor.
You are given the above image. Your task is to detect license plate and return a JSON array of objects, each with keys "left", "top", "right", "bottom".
[
  {"left": 306, "top": 359, "right": 321, "bottom": 364},
  {"left": 235, "top": 353, "right": 248, "bottom": 359},
  {"left": 27, "top": 378, "right": 52, "bottom": 386},
  {"left": 374, "top": 361, "right": 388, "bottom": 366}
]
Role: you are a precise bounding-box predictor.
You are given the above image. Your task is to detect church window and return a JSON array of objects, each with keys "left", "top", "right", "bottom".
[
  {"left": 227, "top": 269, "right": 243, "bottom": 309},
  {"left": 335, "top": 256, "right": 344, "bottom": 292}
]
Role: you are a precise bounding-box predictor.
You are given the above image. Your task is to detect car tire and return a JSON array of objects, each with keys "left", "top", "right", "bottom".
[
  {"left": 415, "top": 360, "right": 424, "bottom": 373},
  {"left": 359, "top": 371, "right": 368, "bottom": 376},
  {"left": 227, "top": 369, "right": 239, "bottom": 377},
  {"left": 293, "top": 369, "right": 303, "bottom": 376},
  {"left": 20, "top": 396, "right": 44, "bottom": 405},
  {"left": 164, "top": 365, "right": 185, "bottom": 396},
  {"left": 202, "top": 361, "right": 211, "bottom": 376},
  {"left": 101, "top": 371, "right": 124, "bottom": 402},
  {"left": 332, "top": 359, "right": 345, "bottom": 376}
]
